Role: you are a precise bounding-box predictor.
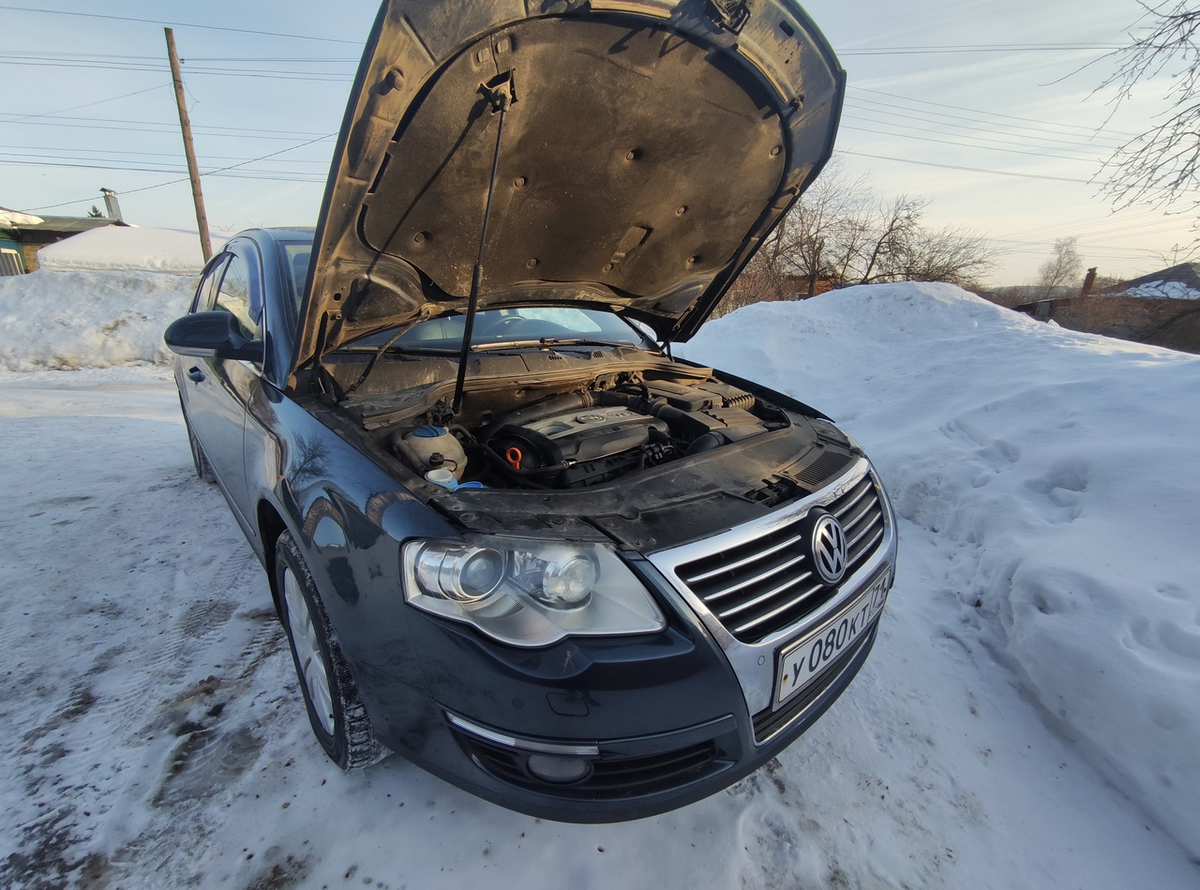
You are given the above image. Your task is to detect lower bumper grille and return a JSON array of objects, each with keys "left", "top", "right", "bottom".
[{"left": 458, "top": 735, "right": 721, "bottom": 798}]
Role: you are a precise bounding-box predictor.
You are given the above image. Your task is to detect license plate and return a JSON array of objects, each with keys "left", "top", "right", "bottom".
[{"left": 774, "top": 570, "right": 890, "bottom": 707}]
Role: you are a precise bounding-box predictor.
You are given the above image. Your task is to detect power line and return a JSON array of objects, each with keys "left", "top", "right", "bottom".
[
  {"left": 3, "top": 116, "right": 333, "bottom": 142},
  {"left": 841, "top": 123, "right": 1105, "bottom": 166},
  {"left": 0, "top": 158, "right": 325, "bottom": 181},
  {"left": 844, "top": 98, "right": 1127, "bottom": 151},
  {"left": 13, "top": 132, "right": 336, "bottom": 212},
  {"left": 0, "top": 144, "right": 330, "bottom": 165},
  {"left": 2, "top": 84, "right": 173, "bottom": 123},
  {"left": 839, "top": 150, "right": 1093, "bottom": 184},
  {"left": 0, "top": 51, "right": 357, "bottom": 63},
  {"left": 0, "top": 5, "right": 361, "bottom": 44},
  {"left": 0, "top": 59, "right": 352, "bottom": 82},
  {"left": 849, "top": 86, "right": 1139, "bottom": 139},
  {"left": 838, "top": 42, "right": 1121, "bottom": 56}
]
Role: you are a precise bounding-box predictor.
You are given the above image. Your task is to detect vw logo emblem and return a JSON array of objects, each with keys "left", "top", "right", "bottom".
[{"left": 810, "top": 512, "right": 848, "bottom": 585}]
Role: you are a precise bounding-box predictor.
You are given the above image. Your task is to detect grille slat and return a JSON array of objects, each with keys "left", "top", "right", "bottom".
[
  {"left": 839, "top": 495, "right": 875, "bottom": 535},
  {"left": 674, "top": 469, "right": 887, "bottom": 644},
  {"left": 847, "top": 511, "right": 882, "bottom": 547},
  {"left": 686, "top": 533, "right": 805, "bottom": 584},
  {"left": 729, "top": 581, "right": 826, "bottom": 635},
  {"left": 848, "top": 520, "right": 883, "bottom": 555},
  {"left": 699, "top": 553, "right": 810, "bottom": 604},
  {"left": 715, "top": 570, "right": 817, "bottom": 621}
]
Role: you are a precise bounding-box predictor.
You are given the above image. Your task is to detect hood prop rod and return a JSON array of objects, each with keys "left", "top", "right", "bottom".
[{"left": 452, "top": 71, "right": 515, "bottom": 415}]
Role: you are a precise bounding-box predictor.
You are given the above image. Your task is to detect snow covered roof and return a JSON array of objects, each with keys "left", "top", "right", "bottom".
[
  {"left": 0, "top": 206, "right": 43, "bottom": 227},
  {"left": 35, "top": 225, "right": 229, "bottom": 274},
  {"left": 1107, "top": 262, "right": 1200, "bottom": 300}
]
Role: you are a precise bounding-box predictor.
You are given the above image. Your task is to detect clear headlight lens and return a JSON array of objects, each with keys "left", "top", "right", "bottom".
[
  {"left": 401, "top": 536, "right": 665, "bottom": 647},
  {"left": 414, "top": 545, "right": 506, "bottom": 609}
]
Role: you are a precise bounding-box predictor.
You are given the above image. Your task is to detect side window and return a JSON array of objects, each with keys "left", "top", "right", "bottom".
[
  {"left": 192, "top": 255, "right": 230, "bottom": 313},
  {"left": 215, "top": 254, "right": 256, "bottom": 338},
  {"left": 284, "top": 243, "right": 311, "bottom": 312}
]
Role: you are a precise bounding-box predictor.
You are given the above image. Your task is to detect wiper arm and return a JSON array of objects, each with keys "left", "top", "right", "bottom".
[
  {"left": 469, "top": 338, "right": 544, "bottom": 353},
  {"left": 340, "top": 343, "right": 458, "bottom": 356},
  {"left": 344, "top": 332, "right": 456, "bottom": 396},
  {"left": 539, "top": 337, "right": 637, "bottom": 349},
  {"left": 469, "top": 337, "right": 638, "bottom": 353}
]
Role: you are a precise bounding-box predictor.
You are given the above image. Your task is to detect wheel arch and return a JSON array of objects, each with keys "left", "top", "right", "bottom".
[{"left": 258, "top": 498, "right": 289, "bottom": 613}]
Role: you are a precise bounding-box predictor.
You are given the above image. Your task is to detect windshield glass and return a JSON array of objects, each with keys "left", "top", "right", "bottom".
[{"left": 348, "top": 307, "right": 654, "bottom": 352}]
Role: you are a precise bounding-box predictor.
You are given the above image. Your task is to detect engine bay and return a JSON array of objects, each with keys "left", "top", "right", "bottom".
[{"left": 377, "top": 372, "right": 795, "bottom": 492}]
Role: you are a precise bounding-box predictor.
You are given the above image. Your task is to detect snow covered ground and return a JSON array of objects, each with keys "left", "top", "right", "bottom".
[{"left": 1, "top": 272, "right": 1198, "bottom": 889}]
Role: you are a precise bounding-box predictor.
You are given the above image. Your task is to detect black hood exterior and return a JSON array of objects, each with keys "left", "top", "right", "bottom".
[{"left": 294, "top": 0, "right": 844, "bottom": 378}]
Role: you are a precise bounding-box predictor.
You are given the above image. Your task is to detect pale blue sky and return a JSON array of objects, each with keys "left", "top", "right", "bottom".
[{"left": 2, "top": 0, "right": 1192, "bottom": 283}]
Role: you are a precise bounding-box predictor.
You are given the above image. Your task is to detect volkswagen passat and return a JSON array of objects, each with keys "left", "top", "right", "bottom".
[{"left": 165, "top": 0, "right": 896, "bottom": 822}]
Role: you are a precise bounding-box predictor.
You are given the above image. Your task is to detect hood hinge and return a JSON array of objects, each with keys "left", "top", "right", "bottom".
[
  {"left": 311, "top": 310, "right": 345, "bottom": 403},
  {"left": 706, "top": 0, "right": 750, "bottom": 34}
]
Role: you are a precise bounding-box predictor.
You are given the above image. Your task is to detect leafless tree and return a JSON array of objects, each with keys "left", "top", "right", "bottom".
[
  {"left": 1037, "top": 237, "right": 1084, "bottom": 297},
  {"left": 1099, "top": 2, "right": 1200, "bottom": 220},
  {"left": 715, "top": 156, "right": 998, "bottom": 316},
  {"left": 895, "top": 225, "right": 997, "bottom": 290}
]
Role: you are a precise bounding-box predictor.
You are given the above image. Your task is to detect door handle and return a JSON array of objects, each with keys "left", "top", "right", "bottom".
[{"left": 187, "top": 367, "right": 205, "bottom": 383}]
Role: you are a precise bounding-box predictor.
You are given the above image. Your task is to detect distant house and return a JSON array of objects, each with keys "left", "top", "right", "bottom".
[
  {"left": 0, "top": 231, "right": 23, "bottom": 275},
  {"left": 1101, "top": 262, "right": 1200, "bottom": 300},
  {"left": 4, "top": 214, "right": 127, "bottom": 272}
]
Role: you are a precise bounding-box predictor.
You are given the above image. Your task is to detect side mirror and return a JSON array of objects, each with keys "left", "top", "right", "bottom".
[{"left": 165, "top": 311, "right": 263, "bottom": 362}]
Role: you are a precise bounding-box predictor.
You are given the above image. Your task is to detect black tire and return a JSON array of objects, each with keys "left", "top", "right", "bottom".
[
  {"left": 185, "top": 418, "right": 215, "bottom": 483},
  {"left": 275, "top": 531, "right": 388, "bottom": 769}
]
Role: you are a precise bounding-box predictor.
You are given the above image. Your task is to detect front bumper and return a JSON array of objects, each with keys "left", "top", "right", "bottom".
[
  {"left": 353, "top": 458, "right": 895, "bottom": 822},
  {"left": 356, "top": 620, "right": 881, "bottom": 822}
]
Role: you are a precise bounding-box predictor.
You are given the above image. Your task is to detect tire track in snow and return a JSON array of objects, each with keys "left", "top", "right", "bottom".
[{"left": 0, "top": 379, "right": 297, "bottom": 889}]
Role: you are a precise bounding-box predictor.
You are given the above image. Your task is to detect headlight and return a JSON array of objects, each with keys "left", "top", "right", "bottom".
[{"left": 401, "top": 536, "right": 665, "bottom": 647}]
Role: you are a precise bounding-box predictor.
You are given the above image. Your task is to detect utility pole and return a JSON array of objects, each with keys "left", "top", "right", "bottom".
[{"left": 165, "top": 27, "right": 212, "bottom": 262}]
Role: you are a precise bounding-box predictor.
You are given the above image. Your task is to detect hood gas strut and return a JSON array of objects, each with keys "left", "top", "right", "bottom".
[{"left": 452, "top": 70, "right": 516, "bottom": 415}]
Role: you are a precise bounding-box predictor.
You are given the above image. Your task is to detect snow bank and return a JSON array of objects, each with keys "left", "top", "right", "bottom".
[
  {"left": 36, "top": 226, "right": 228, "bottom": 274},
  {"left": 0, "top": 268, "right": 195, "bottom": 370},
  {"left": 681, "top": 283, "right": 1200, "bottom": 858}
]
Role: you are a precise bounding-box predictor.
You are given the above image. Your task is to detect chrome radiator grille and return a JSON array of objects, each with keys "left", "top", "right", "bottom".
[{"left": 673, "top": 472, "right": 886, "bottom": 644}]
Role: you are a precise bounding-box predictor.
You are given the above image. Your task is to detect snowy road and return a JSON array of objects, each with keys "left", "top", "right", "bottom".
[{"left": 1, "top": 285, "right": 1199, "bottom": 888}]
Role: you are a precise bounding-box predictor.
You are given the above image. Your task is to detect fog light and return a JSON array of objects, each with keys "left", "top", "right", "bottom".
[{"left": 526, "top": 753, "right": 593, "bottom": 784}]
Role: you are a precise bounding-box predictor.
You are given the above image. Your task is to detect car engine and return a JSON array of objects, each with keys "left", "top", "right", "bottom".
[{"left": 387, "top": 376, "right": 792, "bottom": 491}]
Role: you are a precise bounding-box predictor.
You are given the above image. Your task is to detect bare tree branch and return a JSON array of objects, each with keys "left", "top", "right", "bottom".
[
  {"left": 716, "top": 156, "right": 997, "bottom": 316},
  {"left": 1099, "top": 2, "right": 1200, "bottom": 219}
]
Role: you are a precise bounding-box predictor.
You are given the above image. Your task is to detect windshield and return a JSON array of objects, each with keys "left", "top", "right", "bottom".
[{"left": 348, "top": 307, "right": 655, "bottom": 352}]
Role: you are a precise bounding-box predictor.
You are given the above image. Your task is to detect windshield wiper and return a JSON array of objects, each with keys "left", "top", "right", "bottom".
[
  {"left": 340, "top": 343, "right": 458, "bottom": 356},
  {"left": 469, "top": 337, "right": 639, "bottom": 353},
  {"left": 343, "top": 333, "right": 457, "bottom": 396},
  {"left": 541, "top": 337, "right": 640, "bottom": 349}
]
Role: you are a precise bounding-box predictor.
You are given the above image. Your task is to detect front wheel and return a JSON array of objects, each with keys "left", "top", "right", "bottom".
[{"left": 275, "top": 531, "right": 387, "bottom": 769}]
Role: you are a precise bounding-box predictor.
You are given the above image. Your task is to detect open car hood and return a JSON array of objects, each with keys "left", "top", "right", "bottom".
[{"left": 294, "top": 0, "right": 843, "bottom": 377}]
